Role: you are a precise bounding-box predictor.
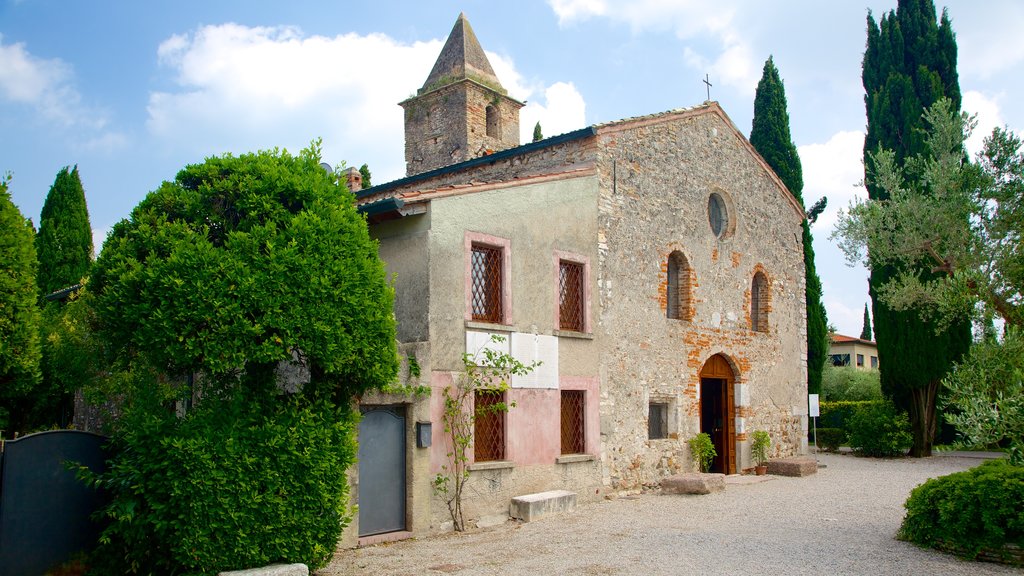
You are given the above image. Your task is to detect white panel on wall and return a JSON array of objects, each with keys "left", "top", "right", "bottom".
[
  {"left": 735, "top": 417, "right": 746, "bottom": 435},
  {"left": 465, "top": 330, "right": 510, "bottom": 365},
  {"left": 737, "top": 384, "right": 749, "bottom": 407},
  {"left": 510, "top": 332, "right": 558, "bottom": 389}
]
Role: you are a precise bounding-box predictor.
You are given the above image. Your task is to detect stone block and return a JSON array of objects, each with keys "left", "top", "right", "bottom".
[
  {"left": 218, "top": 563, "right": 308, "bottom": 576},
  {"left": 661, "top": 473, "right": 726, "bottom": 494},
  {"left": 766, "top": 457, "right": 817, "bottom": 477},
  {"left": 510, "top": 490, "right": 577, "bottom": 522}
]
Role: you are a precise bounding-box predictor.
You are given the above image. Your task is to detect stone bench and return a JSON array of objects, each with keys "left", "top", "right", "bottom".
[
  {"left": 767, "top": 457, "right": 817, "bottom": 477},
  {"left": 661, "top": 473, "right": 726, "bottom": 494},
  {"left": 510, "top": 490, "right": 577, "bottom": 522},
  {"left": 218, "top": 564, "right": 309, "bottom": 576}
]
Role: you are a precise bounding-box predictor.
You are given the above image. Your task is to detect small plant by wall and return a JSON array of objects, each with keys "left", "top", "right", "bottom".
[
  {"left": 751, "top": 430, "right": 771, "bottom": 466},
  {"left": 433, "top": 336, "right": 537, "bottom": 531},
  {"left": 688, "top": 433, "right": 717, "bottom": 473}
]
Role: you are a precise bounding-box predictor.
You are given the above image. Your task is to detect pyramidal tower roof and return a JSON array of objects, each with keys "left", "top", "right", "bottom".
[{"left": 419, "top": 13, "right": 506, "bottom": 95}]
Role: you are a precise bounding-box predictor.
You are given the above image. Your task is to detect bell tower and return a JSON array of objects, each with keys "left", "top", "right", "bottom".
[{"left": 400, "top": 13, "right": 524, "bottom": 176}]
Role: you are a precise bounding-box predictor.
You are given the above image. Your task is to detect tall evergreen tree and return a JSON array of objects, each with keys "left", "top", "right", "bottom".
[
  {"left": 359, "top": 163, "right": 372, "bottom": 189},
  {"left": 862, "top": 0, "right": 970, "bottom": 456},
  {"left": 533, "top": 122, "right": 544, "bottom": 142},
  {"left": 750, "top": 56, "right": 829, "bottom": 396},
  {"left": 860, "top": 303, "right": 873, "bottom": 341},
  {"left": 36, "top": 166, "right": 93, "bottom": 297},
  {"left": 0, "top": 175, "right": 42, "bottom": 431}
]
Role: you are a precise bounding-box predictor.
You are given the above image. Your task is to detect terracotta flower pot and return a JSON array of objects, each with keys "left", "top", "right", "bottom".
[{"left": 755, "top": 464, "right": 768, "bottom": 476}]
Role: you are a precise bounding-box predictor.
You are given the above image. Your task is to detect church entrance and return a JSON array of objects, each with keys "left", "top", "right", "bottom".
[{"left": 699, "top": 354, "right": 736, "bottom": 474}]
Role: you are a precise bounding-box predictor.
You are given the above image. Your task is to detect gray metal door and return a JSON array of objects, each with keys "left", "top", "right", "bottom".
[{"left": 358, "top": 405, "right": 406, "bottom": 536}]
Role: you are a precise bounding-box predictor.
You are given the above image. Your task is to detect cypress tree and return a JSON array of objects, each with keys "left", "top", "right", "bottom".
[
  {"left": 860, "top": 303, "right": 873, "bottom": 341},
  {"left": 36, "top": 166, "right": 93, "bottom": 297},
  {"left": 533, "top": 122, "right": 543, "bottom": 142},
  {"left": 359, "top": 163, "right": 372, "bottom": 189},
  {"left": 0, "top": 175, "right": 42, "bottom": 431},
  {"left": 750, "top": 56, "right": 829, "bottom": 396},
  {"left": 862, "top": 0, "right": 970, "bottom": 456}
]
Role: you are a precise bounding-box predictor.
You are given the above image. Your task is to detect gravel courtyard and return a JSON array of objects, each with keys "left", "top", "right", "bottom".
[{"left": 321, "top": 452, "right": 1020, "bottom": 575}]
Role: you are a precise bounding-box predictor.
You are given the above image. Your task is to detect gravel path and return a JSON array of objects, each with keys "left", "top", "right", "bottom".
[{"left": 321, "top": 453, "right": 1020, "bottom": 575}]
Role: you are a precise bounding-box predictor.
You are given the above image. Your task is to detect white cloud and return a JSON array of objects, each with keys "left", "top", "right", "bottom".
[
  {"left": 798, "top": 130, "right": 866, "bottom": 232},
  {"left": 547, "top": 0, "right": 608, "bottom": 24},
  {"left": 147, "top": 24, "right": 446, "bottom": 183},
  {"left": 521, "top": 82, "right": 587, "bottom": 141},
  {"left": 962, "top": 90, "right": 1004, "bottom": 157},
  {"left": 0, "top": 34, "right": 125, "bottom": 150}
]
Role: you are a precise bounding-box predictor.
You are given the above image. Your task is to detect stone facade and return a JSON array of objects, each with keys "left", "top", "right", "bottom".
[{"left": 347, "top": 14, "right": 807, "bottom": 544}]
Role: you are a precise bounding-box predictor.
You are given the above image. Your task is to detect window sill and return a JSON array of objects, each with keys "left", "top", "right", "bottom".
[
  {"left": 556, "top": 454, "right": 594, "bottom": 464},
  {"left": 554, "top": 330, "right": 594, "bottom": 340},
  {"left": 465, "top": 321, "right": 513, "bottom": 332},
  {"left": 469, "top": 460, "right": 514, "bottom": 471}
]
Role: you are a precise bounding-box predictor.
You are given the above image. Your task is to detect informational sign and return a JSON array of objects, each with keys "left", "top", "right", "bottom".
[{"left": 808, "top": 393, "right": 820, "bottom": 418}]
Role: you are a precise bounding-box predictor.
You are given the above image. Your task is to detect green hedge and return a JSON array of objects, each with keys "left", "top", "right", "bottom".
[
  {"left": 818, "top": 400, "right": 881, "bottom": 432},
  {"left": 815, "top": 428, "right": 847, "bottom": 452},
  {"left": 899, "top": 459, "right": 1024, "bottom": 564},
  {"left": 847, "top": 400, "right": 912, "bottom": 457},
  {"left": 86, "top": 396, "right": 357, "bottom": 575}
]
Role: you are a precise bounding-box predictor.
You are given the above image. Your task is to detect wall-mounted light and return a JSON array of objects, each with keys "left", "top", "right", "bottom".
[{"left": 416, "top": 421, "right": 432, "bottom": 448}]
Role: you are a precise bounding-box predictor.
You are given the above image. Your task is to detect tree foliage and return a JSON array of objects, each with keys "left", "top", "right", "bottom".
[
  {"left": 359, "top": 163, "right": 372, "bottom": 189},
  {"left": 86, "top": 143, "right": 398, "bottom": 572},
  {"left": 36, "top": 166, "right": 93, "bottom": 298},
  {"left": 860, "top": 0, "right": 970, "bottom": 457},
  {"left": 532, "top": 121, "right": 543, "bottom": 143},
  {"left": 90, "top": 143, "right": 397, "bottom": 403},
  {"left": 750, "top": 55, "right": 828, "bottom": 395},
  {"left": 0, "top": 174, "right": 42, "bottom": 430},
  {"left": 861, "top": 303, "right": 873, "bottom": 341}
]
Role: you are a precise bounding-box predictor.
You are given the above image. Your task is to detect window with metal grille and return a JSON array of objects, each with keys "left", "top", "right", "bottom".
[
  {"left": 559, "top": 260, "right": 585, "bottom": 332},
  {"left": 751, "top": 271, "right": 769, "bottom": 332},
  {"left": 648, "top": 402, "right": 668, "bottom": 439},
  {"left": 474, "top": 389, "right": 505, "bottom": 461},
  {"left": 471, "top": 244, "right": 503, "bottom": 323},
  {"left": 560, "top": 390, "right": 585, "bottom": 454}
]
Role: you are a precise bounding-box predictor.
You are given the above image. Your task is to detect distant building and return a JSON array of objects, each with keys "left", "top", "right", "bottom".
[{"left": 829, "top": 334, "right": 878, "bottom": 370}]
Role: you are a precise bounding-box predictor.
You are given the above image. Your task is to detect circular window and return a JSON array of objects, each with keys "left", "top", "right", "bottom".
[{"left": 708, "top": 193, "right": 728, "bottom": 238}]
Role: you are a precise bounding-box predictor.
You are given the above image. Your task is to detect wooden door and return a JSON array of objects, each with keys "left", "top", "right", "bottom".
[{"left": 699, "top": 355, "right": 736, "bottom": 474}]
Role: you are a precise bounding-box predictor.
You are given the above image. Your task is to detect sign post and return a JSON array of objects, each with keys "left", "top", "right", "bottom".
[{"left": 808, "top": 394, "right": 820, "bottom": 458}]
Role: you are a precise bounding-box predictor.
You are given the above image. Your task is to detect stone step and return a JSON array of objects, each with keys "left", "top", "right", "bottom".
[
  {"left": 509, "top": 490, "right": 577, "bottom": 522},
  {"left": 661, "top": 473, "right": 726, "bottom": 494},
  {"left": 767, "top": 457, "right": 818, "bottom": 477},
  {"left": 218, "top": 564, "right": 308, "bottom": 576}
]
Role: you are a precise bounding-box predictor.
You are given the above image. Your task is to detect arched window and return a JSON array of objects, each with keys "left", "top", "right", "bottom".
[
  {"left": 486, "top": 105, "right": 500, "bottom": 138},
  {"left": 751, "top": 271, "right": 769, "bottom": 332},
  {"left": 667, "top": 251, "right": 693, "bottom": 321}
]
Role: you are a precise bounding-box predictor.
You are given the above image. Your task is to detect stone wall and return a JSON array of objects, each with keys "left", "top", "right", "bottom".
[{"left": 593, "top": 107, "right": 808, "bottom": 489}]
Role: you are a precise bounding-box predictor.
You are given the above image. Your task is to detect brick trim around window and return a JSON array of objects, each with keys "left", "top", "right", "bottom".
[
  {"left": 465, "top": 232, "right": 512, "bottom": 325},
  {"left": 553, "top": 250, "right": 590, "bottom": 334}
]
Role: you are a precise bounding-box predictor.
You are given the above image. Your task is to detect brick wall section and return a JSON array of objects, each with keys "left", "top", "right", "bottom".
[{"left": 593, "top": 107, "right": 807, "bottom": 489}]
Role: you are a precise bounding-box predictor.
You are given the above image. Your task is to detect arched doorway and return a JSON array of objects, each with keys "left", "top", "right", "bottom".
[{"left": 699, "top": 354, "right": 736, "bottom": 474}]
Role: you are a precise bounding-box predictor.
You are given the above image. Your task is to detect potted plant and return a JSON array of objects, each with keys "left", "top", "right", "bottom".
[
  {"left": 751, "top": 430, "right": 771, "bottom": 475},
  {"left": 688, "top": 432, "right": 717, "bottom": 473}
]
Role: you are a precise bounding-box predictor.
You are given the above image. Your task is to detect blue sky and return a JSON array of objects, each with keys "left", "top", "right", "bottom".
[{"left": 3, "top": 0, "right": 1023, "bottom": 336}]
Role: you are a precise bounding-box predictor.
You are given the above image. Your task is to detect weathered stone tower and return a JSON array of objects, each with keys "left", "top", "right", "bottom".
[{"left": 400, "top": 13, "right": 524, "bottom": 176}]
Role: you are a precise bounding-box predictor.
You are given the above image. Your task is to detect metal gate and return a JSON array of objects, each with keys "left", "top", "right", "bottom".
[
  {"left": 357, "top": 405, "right": 407, "bottom": 537},
  {"left": 0, "top": 430, "right": 109, "bottom": 576}
]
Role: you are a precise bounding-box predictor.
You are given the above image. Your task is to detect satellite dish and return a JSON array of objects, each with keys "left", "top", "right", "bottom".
[{"left": 319, "top": 162, "right": 333, "bottom": 173}]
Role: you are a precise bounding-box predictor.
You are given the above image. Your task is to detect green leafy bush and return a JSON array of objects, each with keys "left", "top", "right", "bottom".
[
  {"left": 821, "top": 364, "right": 882, "bottom": 401},
  {"left": 689, "top": 433, "right": 716, "bottom": 473},
  {"left": 847, "top": 400, "right": 912, "bottom": 457},
  {"left": 815, "top": 428, "right": 847, "bottom": 452},
  {"left": 750, "top": 430, "right": 770, "bottom": 466},
  {"left": 86, "top": 396, "right": 356, "bottom": 575},
  {"left": 818, "top": 400, "right": 880, "bottom": 432},
  {"left": 899, "top": 459, "right": 1024, "bottom": 564}
]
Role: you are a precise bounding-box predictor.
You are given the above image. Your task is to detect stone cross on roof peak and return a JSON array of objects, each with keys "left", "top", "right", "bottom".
[{"left": 420, "top": 13, "right": 506, "bottom": 95}]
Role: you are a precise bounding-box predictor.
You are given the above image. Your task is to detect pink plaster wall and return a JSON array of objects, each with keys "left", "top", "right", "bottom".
[{"left": 429, "top": 371, "right": 601, "bottom": 474}]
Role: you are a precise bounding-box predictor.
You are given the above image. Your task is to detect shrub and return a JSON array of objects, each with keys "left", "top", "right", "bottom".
[
  {"left": 899, "top": 459, "right": 1024, "bottom": 564},
  {"left": 815, "top": 428, "right": 847, "bottom": 452},
  {"left": 750, "top": 430, "right": 770, "bottom": 465},
  {"left": 847, "top": 400, "right": 912, "bottom": 457},
  {"left": 818, "top": 400, "right": 880, "bottom": 432},
  {"left": 689, "top": 433, "right": 716, "bottom": 473},
  {"left": 86, "top": 396, "right": 357, "bottom": 575},
  {"left": 821, "top": 364, "right": 883, "bottom": 401}
]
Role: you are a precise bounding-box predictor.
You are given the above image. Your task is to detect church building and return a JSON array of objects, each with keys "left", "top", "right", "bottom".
[{"left": 343, "top": 13, "right": 809, "bottom": 546}]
